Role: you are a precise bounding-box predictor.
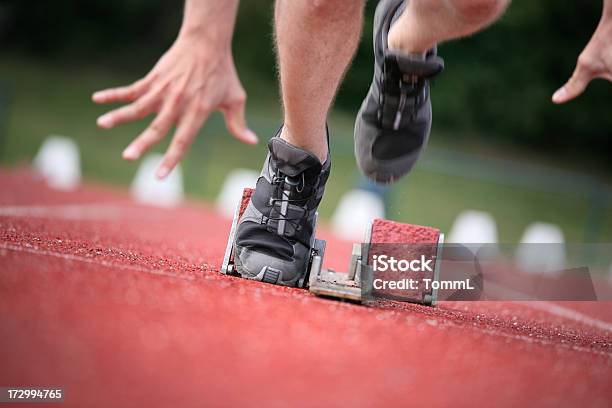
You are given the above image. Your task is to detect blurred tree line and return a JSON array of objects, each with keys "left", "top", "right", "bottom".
[{"left": 1, "top": 0, "right": 610, "bottom": 160}]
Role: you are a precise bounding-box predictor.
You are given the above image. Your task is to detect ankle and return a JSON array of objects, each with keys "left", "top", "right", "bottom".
[
  {"left": 387, "top": 13, "right": 435, "bottom": 55},
  {"left": 388, "top": 0, "right": 509, "bottom": 54},
  {"left": 279, "top": 125, "right": 328, "bottom": 164},
  {"left": 450, "top": 0, "right": 510, "bottom": 26}
]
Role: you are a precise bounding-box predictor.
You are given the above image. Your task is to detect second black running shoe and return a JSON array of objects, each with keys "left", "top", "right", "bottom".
[{"left": 354, "top": 0, "right": 444, "bottom": 184}]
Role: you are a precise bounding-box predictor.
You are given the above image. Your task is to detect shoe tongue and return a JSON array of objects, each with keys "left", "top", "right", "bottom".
[
  {"left": 269, "top": 138, "right": 321, "bottom": 177},
  {"left": 388, "top": 52, "right": 444, "bottom": 78}
]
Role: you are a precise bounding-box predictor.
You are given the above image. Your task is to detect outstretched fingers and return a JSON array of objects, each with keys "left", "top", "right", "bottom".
[
  {"left": 222, "top": 93, "right": 258, "bottom": 145},
  {"left": 156, "top": 102, "right": 208, "bottom": 179},
  {"left": 96, "top": 84, "right": 165, "bottom": 129},
  {"left": 552, "top": 63, "right": 593, "bottom": 104},
  {"left": 92, "top": 77, "right": 151, "bottom": 105},
  {"left": 122, "top": 101, "right": 179, "bottom": 161}
]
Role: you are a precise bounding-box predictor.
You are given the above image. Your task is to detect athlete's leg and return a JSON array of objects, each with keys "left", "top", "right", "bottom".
[
  {"left": 274, "top": 0, "right": 366, "bottom": 162},
  {"left": 232, "top": 0, "right": 365, "bottom": 286},
  {"left": 388, "top": 0, "right": 511, "bottom": 54}
]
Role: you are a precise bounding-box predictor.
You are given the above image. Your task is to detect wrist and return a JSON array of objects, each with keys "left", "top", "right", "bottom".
[
  {"left": 178, "top": 0, "right": 238, "bottom": 48},
  {"left": 178, "top": 24, "right": 233, "bottom": 49}
]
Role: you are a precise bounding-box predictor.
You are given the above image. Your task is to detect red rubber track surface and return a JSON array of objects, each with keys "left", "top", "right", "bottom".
[{"left": 1, "top": 169, "right": 611, "bottom": 407}]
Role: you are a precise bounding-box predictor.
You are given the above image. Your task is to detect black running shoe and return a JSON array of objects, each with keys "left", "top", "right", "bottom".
[
  {"left": 233, "top": 129, "right": 330, "bottom": 287},
  {"left": 354, "top": 0, "right": 444, "bottom": 184}
]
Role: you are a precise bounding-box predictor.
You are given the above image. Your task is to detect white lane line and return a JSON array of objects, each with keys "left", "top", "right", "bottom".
[
  {"left": 0, "top": 204, "right": 125, "bottom": 220},
  {"left": 484, "top": 281, "right": 612, "bottom": 332},
  {"left": 0, "top": 242, "right": 197, "bottom": 282},
  {"left": 524, "top": 301, "right": 612, "bottom": 333}
]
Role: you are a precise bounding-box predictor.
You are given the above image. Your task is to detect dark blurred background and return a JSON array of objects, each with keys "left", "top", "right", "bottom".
[{"left": 0, "top": 0, "right": 611, "bottom": 243}]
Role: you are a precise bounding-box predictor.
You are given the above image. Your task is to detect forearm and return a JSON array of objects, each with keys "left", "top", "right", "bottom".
[{"left": 179, "top": 0, "right": 240, "bottom": 47}]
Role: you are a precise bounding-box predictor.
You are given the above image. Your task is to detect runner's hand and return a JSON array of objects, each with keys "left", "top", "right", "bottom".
[
  {"left": 93, "top": 35, "right": 257, "bottom": 178},
  {"left": 553, "top": 8, "right": 612, "bottom": 104}
]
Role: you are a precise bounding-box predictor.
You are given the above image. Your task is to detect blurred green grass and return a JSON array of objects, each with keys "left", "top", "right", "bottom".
[{"left": 1, "top": 55, "right": 611, "bottom": 243}]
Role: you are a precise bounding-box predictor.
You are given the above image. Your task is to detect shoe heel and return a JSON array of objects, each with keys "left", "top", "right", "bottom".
[{"left": 261, "top": 267, "right": 281, "bottom": 284}]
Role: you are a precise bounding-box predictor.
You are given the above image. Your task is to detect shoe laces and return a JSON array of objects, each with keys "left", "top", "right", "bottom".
[
  {"left": 393, "top": 74, "right": 423, "bottom": 130},
  {"left": 264, "top": 164, "right": 314, "bottom": 236}
]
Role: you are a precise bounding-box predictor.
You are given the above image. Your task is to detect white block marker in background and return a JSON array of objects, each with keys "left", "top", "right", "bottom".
[
  {"left": 216, "top": 169, "right": 259, "bottom": 218},
  {"left": 131, "top": 153, "right": 184, "bottom": 207},
  {"left": 448, "top": 210, "right": 499, "bottom": 256},
  {"left": 448, "top": 210, "right": 499, "bottom": 244},
  {"left": 516, "top": 222, "right": 566, "bottom": 274},
  {"left": 33, "top": 135, "right": 81, "bottom": 191},
  {"left": 331, "top": 189, "right": 385, "bottom": 241}
]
